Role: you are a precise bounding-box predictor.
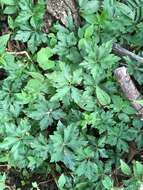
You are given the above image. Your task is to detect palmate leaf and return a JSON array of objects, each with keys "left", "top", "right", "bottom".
[
  {"left": 0, "top": 78, "right": 24, "bottom": 117},
  {"left": 75, "top": 147, "right": 98, "bottom": 180},
  {"left": 17, "top": 73, "right": 49, "bottom": 104},
  {"left": 106, "top": 124, "right": 137, "bottom": 152},
  {"left": 13, "top": 0, "right": 47, "bottom": 53},
  {"left": 54, "top": 24, "right": 80, "bottom": 63},
  {"left": 26, "top": 97, "right": 66, "bottom": 130},
  {"left": 49, "top": 122, "right": 87, "bottom": 170},
  {"left": 75, "top": 160, "right": 98, "bottom": 180},
  {"left": 15, "top": 28, "right": 47, "bottom": 53},
  {"left": 80, "top": 41, "right": 120, "bottom": 83},
  {"left": 15, "top": 0, "right": 44, "bottom": 25},
  {"left": 51, "top": 86, "right": 82, "bottom": 105},
  {"left": 28, "top": 134, "right": 49, "bottom": 169},
  {"left": 90, "top": 110, "right": 115, "bottom": 133},
  {"left": 0, "top": 119, "right": 34, "bottom": 168},
  {"left": 1, "top": 0, "right": 143, "bottom": 188},
  {"left": 48, "top": 63, "right": 83, "bottom": 105}
]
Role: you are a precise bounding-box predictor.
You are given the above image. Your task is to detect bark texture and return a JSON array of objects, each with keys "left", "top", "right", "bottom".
[
  {"left": 114, "top": 66, "right": 143, "bottom": 119},
  {"left": 46, "top": 0, "right": 80, "bottom": 26}
]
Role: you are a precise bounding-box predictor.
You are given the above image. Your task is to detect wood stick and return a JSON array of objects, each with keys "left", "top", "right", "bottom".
[
  {"left": 114, "top": 66, "right": 143, "bottom": 118},
  {"left": 6, "top": 50, "right": 32, "bottom": 60},
  {"left": 112, "top": 43, "right": 143, "bottom": 63}
]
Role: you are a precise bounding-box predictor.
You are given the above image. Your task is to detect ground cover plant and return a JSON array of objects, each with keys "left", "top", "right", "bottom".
[{"left": 1, "top": 0, "right": 143, "bottom": 189}]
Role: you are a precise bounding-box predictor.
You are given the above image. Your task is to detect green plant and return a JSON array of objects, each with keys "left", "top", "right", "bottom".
[
  {"left": 1, "top": 0, "right": 47, "bottom": 53},
  {"left": 120, "top": 160, "right": 143, "bottom": 190},
  {"left": 0, "top": 0, "right": 143, "bottom": 189},
  {"left": 0, "top": 173, "right": 6, "bottom": 190}
]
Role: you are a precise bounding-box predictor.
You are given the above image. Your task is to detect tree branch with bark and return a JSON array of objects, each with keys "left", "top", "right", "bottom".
[{"left": 114, "top": 67, "right": 143, "bottom": 119}]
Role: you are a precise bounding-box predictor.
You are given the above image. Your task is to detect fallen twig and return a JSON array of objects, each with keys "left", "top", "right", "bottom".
[
  {"left": 114, "top": 66, "right": 143, "bottom": 119},
  {"left": 113, "top": 43, "right": 143, "bottom": 63},
  {"left": 38, "top": 179, "right": 54, "bottom": 186},
  {"left": 6, "top": 50, "right": 32, "bottom": 60}
]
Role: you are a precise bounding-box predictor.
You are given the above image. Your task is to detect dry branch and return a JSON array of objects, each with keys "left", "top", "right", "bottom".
[
  {"left": 114, "top": 66, "right": 143, "bottom": 118},
  {"left": 113, "top": 43, "right": 143, "bottom": 63},
  {"left": 6, "top": 50, "right": 32, "bottom": 60}
]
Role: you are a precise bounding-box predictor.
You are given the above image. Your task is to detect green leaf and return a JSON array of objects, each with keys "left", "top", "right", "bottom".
[
  {"left": 102, "top": 176, "right": 113, "bottom": 189},
  {"left": 28, "top": 72, "right": 44, "bottom": 81},
  {"left": 49, "top": 123, "right": 87, "bottom": 170},
  {"left": 117, "top": 2, "right": 134, "bottom": 20},
  {"left": 58, "top": 174, "right": 66, "bottom": 189},
  {"left": 0, "top": 0, "right": 15, "bottom": 5},
  {"left": 0, "top": 137, "right": 18, "bottom": 150},
  {"left": 37, "top": 47, "right": 55, "bottom": 70},
  {"left": 80, "top": 0, "right": 100, "bottom": 14},
  {"left": 133, "top": 161, "right": 143, "bottom": 178},
  {"left": 4, "top": 6, "right": 17, "bottom": 14},
  {"left": 0, "top": 34, "right": 10, "bottom": 54},
  {"left": 75, "top": 159, "right": 98, "bottom": 180},
  {"left": 96, "top": 86, "right": 111, "bottom": 106},
  {"left": 71, "top": 87, "right": 81, "bottom": 104},
  {"left": 0, "top": 173, "right": 6, "bottom": 190},
  {"left": 1, "top": 0, "right": 143, "bottom": 188},
  {"left": 134, "top": 99, "right": 143, "bottom": 106},
  {"left": 26, "top": 97, "right": 65, "bottom": 130},
  {"left": 120, "top": 160, "right": 131, "bottom": 176},
  {"left": 25, "top": 79, "right": 45, "bottom": 93},
  {"left": 74, "top": 182, "right": 91, "bottom": 190},
  {"left": 15, "top": 30, "right": 31, "bottom": 43},
  {"left": 32, "top": 182, "right": 40, "bottom": 190},
  {"left": 51, "top": 87, "right": 70, "bottom": 102},
  {"left": 8, "top": 16, "right": 15, "bottom": 29},
  {"left": 84, "top": 24, "right": 94, "bottom": 38}
]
